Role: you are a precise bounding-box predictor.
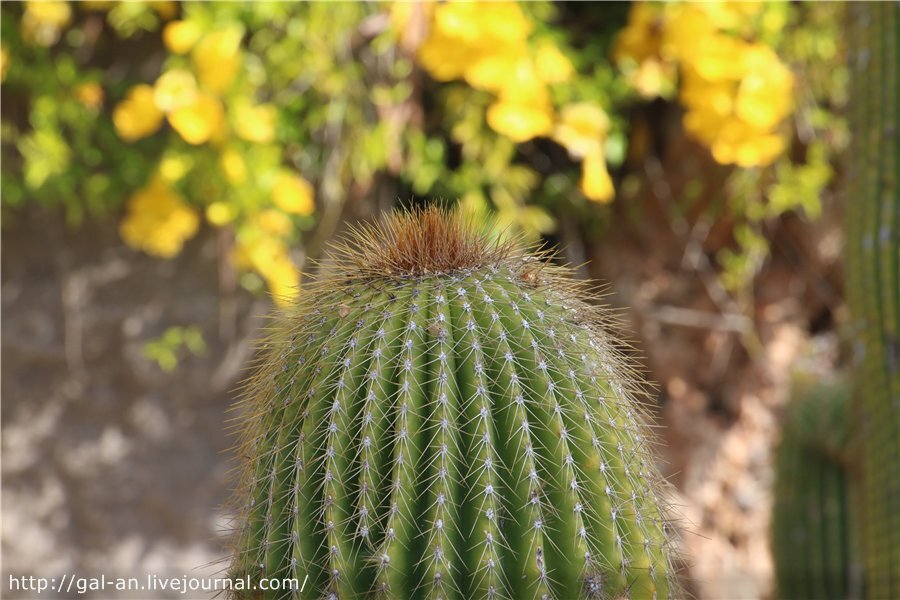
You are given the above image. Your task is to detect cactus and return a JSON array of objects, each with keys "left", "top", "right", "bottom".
[
  {"left": 772, "top": 375, "right": 861, "bottom": 599},
  {"left": 227, "top": 206, "right": 678, "bottom": 599},
  {"left": 845, "top": 3, "right": 900, "bottom": 597}
]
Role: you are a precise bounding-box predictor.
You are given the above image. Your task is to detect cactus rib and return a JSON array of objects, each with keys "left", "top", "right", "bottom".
[{"left": 846, "top": 4, "right": 900, "bottom": 597}]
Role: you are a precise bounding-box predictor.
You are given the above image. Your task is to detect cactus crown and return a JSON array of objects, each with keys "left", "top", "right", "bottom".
[
  {"left": 228, "top": 205, "right": 677, "bottom": 599},
  {"left": 330, "top": 205, "right": 514, "bottom": 278}
]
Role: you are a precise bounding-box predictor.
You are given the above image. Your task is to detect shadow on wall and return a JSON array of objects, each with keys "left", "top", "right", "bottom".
[{"left": 2, "top": 207, "right": 264, "bottom": 598}]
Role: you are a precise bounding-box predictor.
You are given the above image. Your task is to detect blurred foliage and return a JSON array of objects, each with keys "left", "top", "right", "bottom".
[
  {"left": 142, "top": 324, "right": 206, "bottom": 372},
  {"left": 1, "top": 1, "right": 847, "bottom": 311},
  {"left": 616, "top": 1, "right": 846, "bottom": 301}
]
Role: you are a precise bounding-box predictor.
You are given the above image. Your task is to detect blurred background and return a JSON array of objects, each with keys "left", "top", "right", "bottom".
[{"left": 2, "top": 2, "right": 851, "bottom": 598}]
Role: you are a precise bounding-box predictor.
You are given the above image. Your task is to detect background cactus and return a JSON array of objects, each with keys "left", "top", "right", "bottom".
[
  {"left": 228, "top": 206, "right": 678, "bottom": 599},
  {"left": 772, "top": 375, "right": 861, "bottom": 599},
  {"left": 845, "top": 3, "right": 900, "bottom": 597}
]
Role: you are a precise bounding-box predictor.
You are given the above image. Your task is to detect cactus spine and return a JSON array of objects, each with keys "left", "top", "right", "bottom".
[
  {"left": 772, "top": 377, "right": 860, "bottom": 599},
  {"left": 846, "top": 3, "right": 900, "bottom": 597},
  {"left": 229, "top": 207, "right": 677, "bottom": 599}
]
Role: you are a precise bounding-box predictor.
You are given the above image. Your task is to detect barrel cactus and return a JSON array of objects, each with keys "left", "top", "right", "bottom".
[
  {"left": 772, "top": 375, "right": 861, "bottom": 599},
  {"left": 845, "top": 3, "right": 900, "bottom": 597},
  {"left": 228, "top": 206, "right": 677, "bottom": 599}
]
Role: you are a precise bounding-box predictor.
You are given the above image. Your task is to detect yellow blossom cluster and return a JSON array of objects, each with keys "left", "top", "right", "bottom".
[
  {"left": 553, "top": 103, "right": 615, "bottom": 202},
  {"left": 400, "top": 1, "right": 615, "bottom": 203},
  {"left": 613, "top": 3, "right": 676, "bottom": 99},
  {"left": 113, "top": 84, "right": 164, "bottom": 142},
  {"left": 415, "top": 2, "right": 563, "bottom": 142},
  {"left": 112, "top": 21, "right": 278, "bottom": 148},
  {"left": 233, "top": 227, "right": 299, "bottom": 306},
  {"left": 19, "top": 1, "right": 176, "bottom": 47},
  {"left": 615, "top": 2, "right": 794, "bottom": 168},
  {"left": 107, "top": 16, "right": 313, "bottom": 304},
  {"left": 21, "top": 1, "right": 71, "bottom": 47},
  {"left": 272, "top": 171, "right": 315, "bottom": 216},
  {"left": 229, "top": 165, "right": 311, "bottom": 305},
  {"left": 120, "top": 177, "right": 199, "bottom": 258},
  {"left": 232, "top": 180, "right": 308, "bottom": 305},
  {"left": 111, "top": 23, "right": 240, "bottom": 146}
]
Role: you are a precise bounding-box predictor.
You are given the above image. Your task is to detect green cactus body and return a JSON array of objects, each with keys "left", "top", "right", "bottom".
[
  {"left": 846, "top": 4, "right": 900, "bottom": 597},
  {"left": 772, "top": 377, "right": 860, "bottom": 600},
  {"left": 228, "top": 207, "right": 676, "bottom": 599}
]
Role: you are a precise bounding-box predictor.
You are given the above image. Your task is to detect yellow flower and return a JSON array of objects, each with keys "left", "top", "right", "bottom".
[
  {"left": 710, "top": 118, "right": 785, "bottom": 168},
  {"left": 262, "top": 258, "right": 300, "bottom": 306},
  {"left": 735, "top": 44, "right": 793, "bottom": 130},
  {"left": 463, "top": 47, "right": 527, "bottom": 93},
  {"left": 480, "top": 56, "right": 555, "bottom": 142},
  {"left": 534, "top": 39, "right": 574, "bottom": 84},
  {"left": 25, "top": 1, "right": 69, "bottom": 25},
  {"left": 469, "top": 37, "right": 543, "bottom": 100},
  {"left": 553, "top": 102, "right": 610, "bottom": 159},
  {"left": 220, "top": 149, "right": 247, "bottom": 184},
  {"left": 193, "top": 27, "right": 243, "bottom": 95},
  {"left": 682, "top": 107, "right": 728, "bottom": 146},
  {"left": 418, "top": 1, "right": 531, "bottom": 84},
  {"left": 234, "top": 235, "right": 299, "bottom": 305},
  {"left": 661, "top": 5, "right": 717, "bottom": 65},
  {"left": 167, "top": 93, "right": 225, "bottom": 145},
  {"left": 272, "top": 172, "right": 314, "bottom": 216},
  {"left": 581, "top": 148, "right": 615, "bottom": 203},
  {"left": 120, "top": 178, "right": 199, "bottom": 258},
  {"left": 761, "top": 4, "right": 788, "bottom": 38},
  {"left": 628, "top": 58, "right": 676, "bottom": 98},
  {"left": 113, "top": 84, "right": 164, "bottom": 142},
  {"left": 486, "top": 99, "right": 554, "bottom": 143},
  {"left": 74, "top": 82, "right": 104, "bottom": 110},
  {"left": 701, "top": 1, "right": 764, "bottom": 32},
  {"left": 389, "top": 2, "right": 435, "bottom": 50},
  {"left": 680, "top": 70, "right": 735, "bottom": 123},
  {"left": 206, "top": 201, "right": 235, "bottom": 226},
  {"left": 1, "top": 46, "right": 9, "bottom": 82},
  {"left": 688, "top": 33, "right": 747, "bottom": 83},
  {"left": 415, "top": 0, "right": 568, "bottom": 145},
  {"left": 417, "top": 27, "right": 478, "bottom": 82},
  {"left": 22, "top": 1, "right": 71, "bottom": 47},
  {"left": 434, "top": 2, "right": 531, "bottom": 44},
  {"left": 618, "top": 1, "right": 793, "bottom": 167},
  {"left": 153, "top": 69, "right": 198, "bottom": 113},
  {"left": 614, "top": 2, "right": 663, "bottom": 65},
  {"left": 678, "top": 43, "right": 791, "bottom": 167},
  {"left": 234, "top": 102, "right": 277, "bottom": 144},
  {"left": 497, "top": 54, "right": 551, "bottom": 101},
  {"left": 163, "top": 20, "right": 203, "bottom": 54},
  {"left": 257, "top": 209, "right": 292, "bottom": 237},
  {"left": 614, "top": 3, "right": 679, "bottom": 99},
  {"left": 472, "top": 2, "right": 532, "bottom": 43},
  {"left": 158, "top": 154, "right": 192, "bottom": 182}
]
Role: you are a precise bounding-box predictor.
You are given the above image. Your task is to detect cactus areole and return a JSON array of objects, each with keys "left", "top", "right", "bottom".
[{"left": 229, "top": 206, "right": 676, "bottom": 599}]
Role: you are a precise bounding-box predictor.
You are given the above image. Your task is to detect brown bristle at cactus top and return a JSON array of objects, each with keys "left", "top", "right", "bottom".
[
  {"left": 226, "top": 205, "right": 680, "bottom": 600},
  {"left": 328, "top": 205, "right": 519, "bottom": 279}
]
